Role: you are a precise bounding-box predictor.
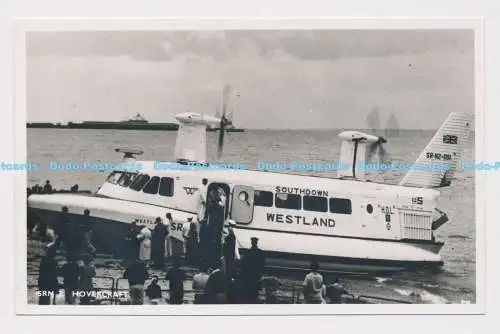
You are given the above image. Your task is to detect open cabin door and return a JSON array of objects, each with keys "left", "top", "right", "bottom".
[
  {"left": 207, "top": 182, "right": 231, "bottom": 218},
  {"left": 231, "top": 185, "right": 255, "bottom": 224}
]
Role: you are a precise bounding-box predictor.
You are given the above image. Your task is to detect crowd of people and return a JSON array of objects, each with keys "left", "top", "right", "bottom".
[
  {"left": 32, "top": 178, "right": 348, "bottom": 305},
  {"left": 121, "top": 225, "right": 268, "bottom": 304},
  {"left": 121, "top": 179, "right": 230, "bottom": 269},
  {"left": 27, "top": 180, "right": 81, "bottom": 198},
  {"left": 34, "top": 205, "right": 97, "bottom": 305}
]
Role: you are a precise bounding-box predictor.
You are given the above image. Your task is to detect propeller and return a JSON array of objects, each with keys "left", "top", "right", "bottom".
[
  {"left": 216, "top": 84, "right": 231, "bottom": 159},
  {"left": 365, "top": 107, "right": 399, "bottom": 164},
  {"left": 367, "top": 136, "right": 389, "bottom": 163}
]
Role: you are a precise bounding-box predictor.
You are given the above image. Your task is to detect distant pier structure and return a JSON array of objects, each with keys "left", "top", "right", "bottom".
[
  {"left": 27, "top": 113, "right": 248, "bottom": 132},
  {"left": 27, "top": 113, "right": 179, "bottom": 131}
]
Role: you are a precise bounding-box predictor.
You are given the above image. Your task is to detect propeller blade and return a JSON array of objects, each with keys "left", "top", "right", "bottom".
[
  {"left": 217, "top": 117, "right": 226, "bottom": 159},
  {"left": 222, "top": 85, "right": 231, "bottom": 117},
  {"left": 378, "top": 144, "right": 389, "bottom": 163},
  {"left": 367, "top": 141, "right": 379, "bottom": 162},
  {"left": 366, "top": 137, "right": 391, "bottom": 164},
  {"left": 365, "top": 107, "right": 398, "bottom": 167},
  {"left": 217, "top": 84, "right": 232, "bottom": 159}
]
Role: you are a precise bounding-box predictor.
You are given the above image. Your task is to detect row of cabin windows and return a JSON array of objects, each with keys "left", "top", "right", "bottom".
[
  {"left": 254, "top": 190, "right": 352, "bottom": 214},
  {"left": 106, "top": 171, "right": 350, "bottom": 213},
  {"left": 106, "top": 171, "right": 174, "bottom": 197}
]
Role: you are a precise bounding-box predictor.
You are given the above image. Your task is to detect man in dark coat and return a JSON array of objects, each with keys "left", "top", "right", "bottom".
[
  {"left": 124, "top": 221, "right": 140, "bottom": 264},
  {"left": 206, "top": 190, "right": 225, "bottom": 265},
  {"left": 81, "top": 209, "right": 96, "bottom": 255},
  {"left": 205, "top": 258, "right": 227, "bottom": 304},
  {"left": 241, "top": 237, "right": 266, "bottom": 304},
  {"left": 37, "top": 247, "right": 59, "bottom": 305},
  {"left": 61, "top": 259, "right": 80, "bottom": 304},
  {"left": 197, "top": 220, "right": 209, "bottom": 265},
  {"left": 54, "top": 206, "right": 70, "bottom": 250},
  {"left": 185, "top": 219, "right": 199, "bottom": 265},
  {"left": 78, "top": 254, "right": 96, "bottom": 305},
  {"left": 223, "top": 221, "right": 237, "bottom": 280},
  {"left": 226, "top": 266, "right": 245, "bottom": 304},
  {"left": 123, "top": 259, "right": 149, "bottom": 305},
  {"left": 165, "top": 257, "right": 185, "bottom": 305},
  {"left": 151, "top": 217, "right": 169, "bottom": 269},
  {"left": 65, "top": 216, "right": 85, "bottom": 263}
]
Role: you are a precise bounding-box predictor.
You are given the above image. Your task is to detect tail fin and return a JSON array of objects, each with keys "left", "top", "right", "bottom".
[{"left": 399, "top": 113, "right": 474, "bottom": 188}]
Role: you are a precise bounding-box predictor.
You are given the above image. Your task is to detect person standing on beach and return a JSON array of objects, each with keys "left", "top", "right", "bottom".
[
  {"left": 165, "top": 213, "right": 174, "bottom": 258},
  {"left": 124, "top": 221, "right": 140, "bottom": 263},
  {"left": 192, "top": 263, "right": 210, "bottom": 304},
  {"left": 302, "top": 261, "right": 326, "bottom": 304},
  {"left": 82, "top": 209, "right": 96, "bottom": 256},
  {"left": 66, "top": 215, "right": 86, "bottom": 262},
  {"left": 54, "top": 206, "right": 70, "bottom": 251},
  {"left": 195, "top": 180, "right": 208, "bottom": 261},
  {"left": 123, "top": 259, "right": 149, "bottom": 305},
  {"left": 137, "top": 224, "right": 152, "bottom": 265},
  {"left": 78, "top": 254, "right": 96, "bottom": 305},
  {"left": 217, "top": 188, "right": 227, "bottom": 217},
  {"left": 205, "top": 258, "right": 227, "bottom": 304},
  {"left": 182, "top": 218, "right": 191, "bottom": 256},
  {"left": 226, "top": 267, "right": 245, "bottom": 304},
  {"left": 45, "top": 224, "right": 57, "bottom": 250},
  {"left": 151, "top": 217, "right": 169, "bottom": 269},
  {"left": 241, "top": 237, "right": 265, "bottom": 303},
  {"left": 185, "top": 218, "right": 199, "bottom": 265},
  {"left": 37, "top": 247, "right": 59, "bottom": 305},
  {"left": 196, "top": 179, "right": 208, "bottom": 224},
  {"left": 206, "top": 190, "right": 225, "bottom": 265},
  {"left": 27, "top": 203, "right": 37, "bottom": 238},
  {"left": 165, "top": 257, "right": 185, "bottom": 305},
  {"left": 61, "top": 259, "right": 80, "bottom": 305},
  {"left": 222, "top": 220, "right": 238, "bottom": 280}
]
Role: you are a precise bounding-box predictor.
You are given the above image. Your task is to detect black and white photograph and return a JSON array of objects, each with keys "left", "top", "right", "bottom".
[{"left": 17, "top": 21, "right": 480, "bottom": 313}]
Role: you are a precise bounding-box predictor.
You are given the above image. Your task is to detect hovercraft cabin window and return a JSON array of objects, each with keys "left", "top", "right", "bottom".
[
  {"left": 129, "top": 174, "right": 151, "bottom": 191},
  {"left": 117, "top": 172, "right": 137, "bottom": 187},
  {"left": 254, "top": 190, "right": 273, "bottom": 207},
  {"left": 329, "top": 198, "right": 352, "bottom": 214},
  {"left": 143, "top": 176, "right": 160, "bottom": 194},
  {"left": 275, "top": 193, "right": 301, "bottom": 210},
  {"left": 158, "top": 177, "right": 174, "bottom": 197},
  {"left": 303, "top": 195, "right": 328, "bottom": 212},
  {"left": 106, "top": 171, "right": 123, "bottom": 184}
]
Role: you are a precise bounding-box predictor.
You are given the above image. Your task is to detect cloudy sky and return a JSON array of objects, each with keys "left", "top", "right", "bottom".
[{"left": 26, "top": 30, "right": 474, "bottom": 129}]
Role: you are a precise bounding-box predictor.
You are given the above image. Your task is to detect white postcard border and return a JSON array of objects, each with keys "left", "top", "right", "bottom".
[{"left": 13, "top": 17, "right": 485, "bottom": 316}]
